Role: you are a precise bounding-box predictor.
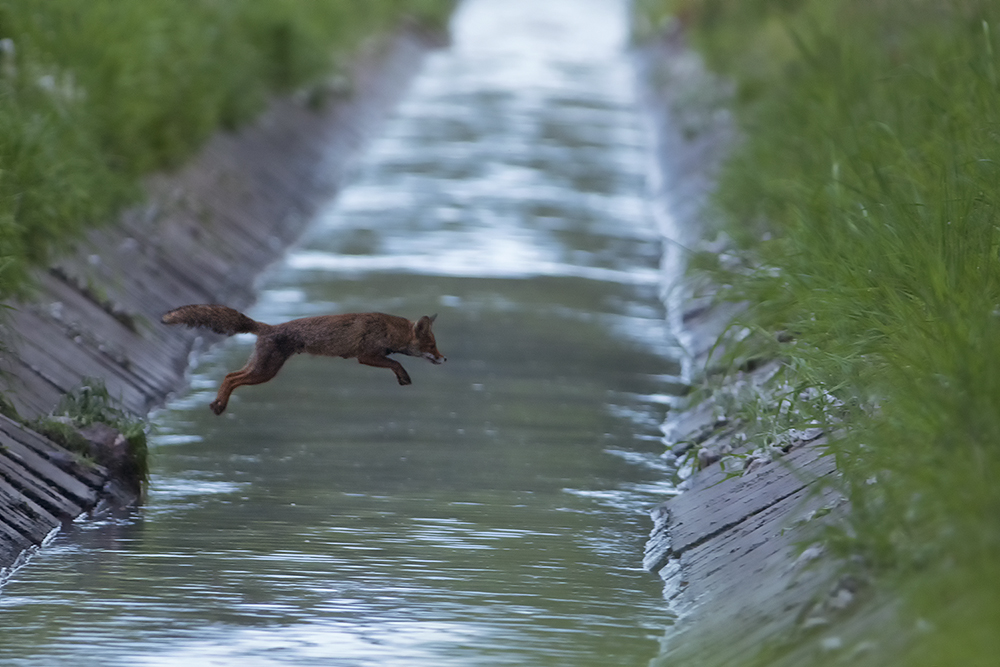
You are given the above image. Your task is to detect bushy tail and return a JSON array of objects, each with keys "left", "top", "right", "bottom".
[{"left": 161, "top": 304, "right": 266, "bottom": 336}]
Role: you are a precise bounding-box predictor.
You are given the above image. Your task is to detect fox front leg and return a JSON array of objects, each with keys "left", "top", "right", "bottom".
[{"left": 357, "top": 354, "right": 412, "bottom": 385}]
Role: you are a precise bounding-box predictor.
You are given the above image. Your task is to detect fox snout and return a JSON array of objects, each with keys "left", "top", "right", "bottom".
[{"left": 423, "top": 350, "right": 446, "bottom": 364}]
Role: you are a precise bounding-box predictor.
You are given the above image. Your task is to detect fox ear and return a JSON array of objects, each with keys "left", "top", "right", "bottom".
[
  {"left": 429, "top": 313, "right": 438, "bottom": 323},
  {"left": 416, "top": 314, "right": 435, "bottom": 333}
]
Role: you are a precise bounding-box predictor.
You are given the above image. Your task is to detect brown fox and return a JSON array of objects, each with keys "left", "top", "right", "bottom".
[{"left": 162, "top": 304, "right": 446, "bottom": 415}]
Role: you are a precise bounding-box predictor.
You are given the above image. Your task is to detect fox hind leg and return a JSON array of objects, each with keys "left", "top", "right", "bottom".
[{"left": 211, "top": 338, "right": 294, "bottom": 415}]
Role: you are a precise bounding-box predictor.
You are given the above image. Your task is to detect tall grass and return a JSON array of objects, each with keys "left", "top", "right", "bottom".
[
  {"left": 0, "top": 0, "right": 454, "bottom": 299},
  {"left": 31, "top": 378, "right": 150, "bottom": 492},
  {"left": 638, "top": 0, "right": 1000, "bottom": 663}
]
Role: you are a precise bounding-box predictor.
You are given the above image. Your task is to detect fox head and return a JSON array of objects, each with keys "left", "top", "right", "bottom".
[{"left": 412, "top": 314, "right": 446, "bottom": 364}]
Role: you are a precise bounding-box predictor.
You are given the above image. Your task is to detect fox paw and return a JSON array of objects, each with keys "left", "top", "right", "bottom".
[
  {"left": 397, "top": 376, "right": 412, "bottom": 386},
  {"left": 210, "top": 400, "right": 226, "bottom": 415}
]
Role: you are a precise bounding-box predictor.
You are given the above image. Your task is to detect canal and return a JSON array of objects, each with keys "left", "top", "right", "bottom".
[{"left": 0, "top": 0, "right": 684, "bottom": 664}]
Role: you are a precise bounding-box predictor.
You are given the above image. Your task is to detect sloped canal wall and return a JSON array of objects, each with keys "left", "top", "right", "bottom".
[
  {"left": 637, "top": 30, "right": 850, "bottom": 665},
  {"left": 0, "top": 27, "right": 442, "bottom": 574}
]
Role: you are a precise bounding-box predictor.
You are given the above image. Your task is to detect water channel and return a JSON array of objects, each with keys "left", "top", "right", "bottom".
[{"left": 0, "top": 0, "right": 685, "bottom": 664}]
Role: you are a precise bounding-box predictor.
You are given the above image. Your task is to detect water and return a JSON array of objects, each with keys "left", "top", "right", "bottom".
[{"left": 0, "top": 0, "right": 684, "bottom": 664}]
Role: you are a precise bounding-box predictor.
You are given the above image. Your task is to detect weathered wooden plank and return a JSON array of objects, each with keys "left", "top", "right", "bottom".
[
  {"left": 677, "top": 485, "right": 840, "bottom": 603},
  {"left": 79, "top": 226, "right": 220, "bottom": 314},
  {"left": 12, "top": 306, "right": 169, "bottom": 406},
  {"left": 666, "top": 442, "right": 836, "bottom": 556},
  {"left": 0, "top": 358, "right": 63, "bottom": 419},
  {"left": 0, "top": 512, "right": 34, "bottom": 551},
  {"left": 14, "top": 327, "right": 149, "bottom": 414},
  {"left": 8, "top": 325, "right": 94, "bottom": 392},
  {"left": 0, "top": 479, "right": 62, "bottom": 543},
  {"left": 0, "top": 450, "right": 86, "bottom": 520},
  {"left": 654, "top": 487, "right": 844, "bottom": 667},
  {"left": 661, "top": 397, "right": 721, "bottom": 453},
  {"left": 0, "top": 416, "right": 106, "bottom": 489},
  {"left": 142, "top": 223, "right": 249, "bottom": 295},
  {"left": 35, "top": 271, "right": 186, "bottom": 372},
  {"left": 0, "top": 431, "right": 97, "bottom": 507}
]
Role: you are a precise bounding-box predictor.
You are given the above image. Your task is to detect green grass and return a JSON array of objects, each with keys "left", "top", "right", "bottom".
[
  {"left": 30, "top": 378, "right": 150, "bottom": 491},
  {"left": 637, "top": 0, "right": 1000, "bottom": 664},
  {"left": 0, "top": 0, "right": 454, "bottom": 299}
]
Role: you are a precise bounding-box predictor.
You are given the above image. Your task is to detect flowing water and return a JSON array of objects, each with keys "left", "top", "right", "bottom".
[{"left": 0, "top": 0, "right": 685, "bottom": 664}]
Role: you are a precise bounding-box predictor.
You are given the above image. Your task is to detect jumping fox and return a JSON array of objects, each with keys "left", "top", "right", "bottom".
[{"left": 162, "top": 304, "right": 446, "bottom": 415}]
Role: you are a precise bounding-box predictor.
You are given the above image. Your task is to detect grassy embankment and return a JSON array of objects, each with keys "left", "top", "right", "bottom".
[
  {"left": 0, "top": 0, "right": 454, "bottom": 302},
  {"left": 637, "top": 0, "right": 1000, "bottom": 664},
  {"left": 0, "top": 0, "right": 453, "bottom": 484}
]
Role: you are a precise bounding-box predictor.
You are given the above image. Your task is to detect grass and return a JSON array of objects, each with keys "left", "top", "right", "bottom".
[
  {"left": 636, "top": 0, "right": 1000, "bottom": 664},
  {"left": 30, "top": 378, "right": 150, "bottom": 491},
  {"left": 0, "top": 0, "right": 455, "bottom": 300}
]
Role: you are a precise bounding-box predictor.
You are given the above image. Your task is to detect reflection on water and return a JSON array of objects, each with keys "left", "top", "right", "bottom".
[{"left": 0, "top": 0, "right": 684, "bottom": 664}]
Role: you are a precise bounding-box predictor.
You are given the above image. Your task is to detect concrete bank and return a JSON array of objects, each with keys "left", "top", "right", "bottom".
[
  {"left": 637, "top": 31, "right": 851, "bottom": 665},
  {"left": 0, "top": 26, "right": 443, "bottom": 574}
]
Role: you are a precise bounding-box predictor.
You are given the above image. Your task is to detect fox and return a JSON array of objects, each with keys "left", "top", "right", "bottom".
[{"left": 162, "top": 304, "right": 446, "bottom": 415}]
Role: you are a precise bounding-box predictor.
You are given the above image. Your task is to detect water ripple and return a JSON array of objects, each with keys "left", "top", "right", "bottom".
[{"left": 286, "top": 249, "right": 660, "bottom": 284}]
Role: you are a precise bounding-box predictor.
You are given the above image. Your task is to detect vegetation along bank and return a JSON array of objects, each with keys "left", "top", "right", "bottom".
[
  {"left": 636, "top": 0, "right": 1000, "bottom": 665},
  {"left": 0, "top": 0, "right": 453, "bottom": 301}
]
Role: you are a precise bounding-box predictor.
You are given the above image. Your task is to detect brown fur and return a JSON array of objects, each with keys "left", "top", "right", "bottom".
[{"left": 162, "top": 304, "right": 445, "bottom": 415}]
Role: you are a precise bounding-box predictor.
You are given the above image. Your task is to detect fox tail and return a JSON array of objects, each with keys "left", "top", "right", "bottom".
[{"left": 161, "top": 304, "right": 266, "bottom": 336}]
